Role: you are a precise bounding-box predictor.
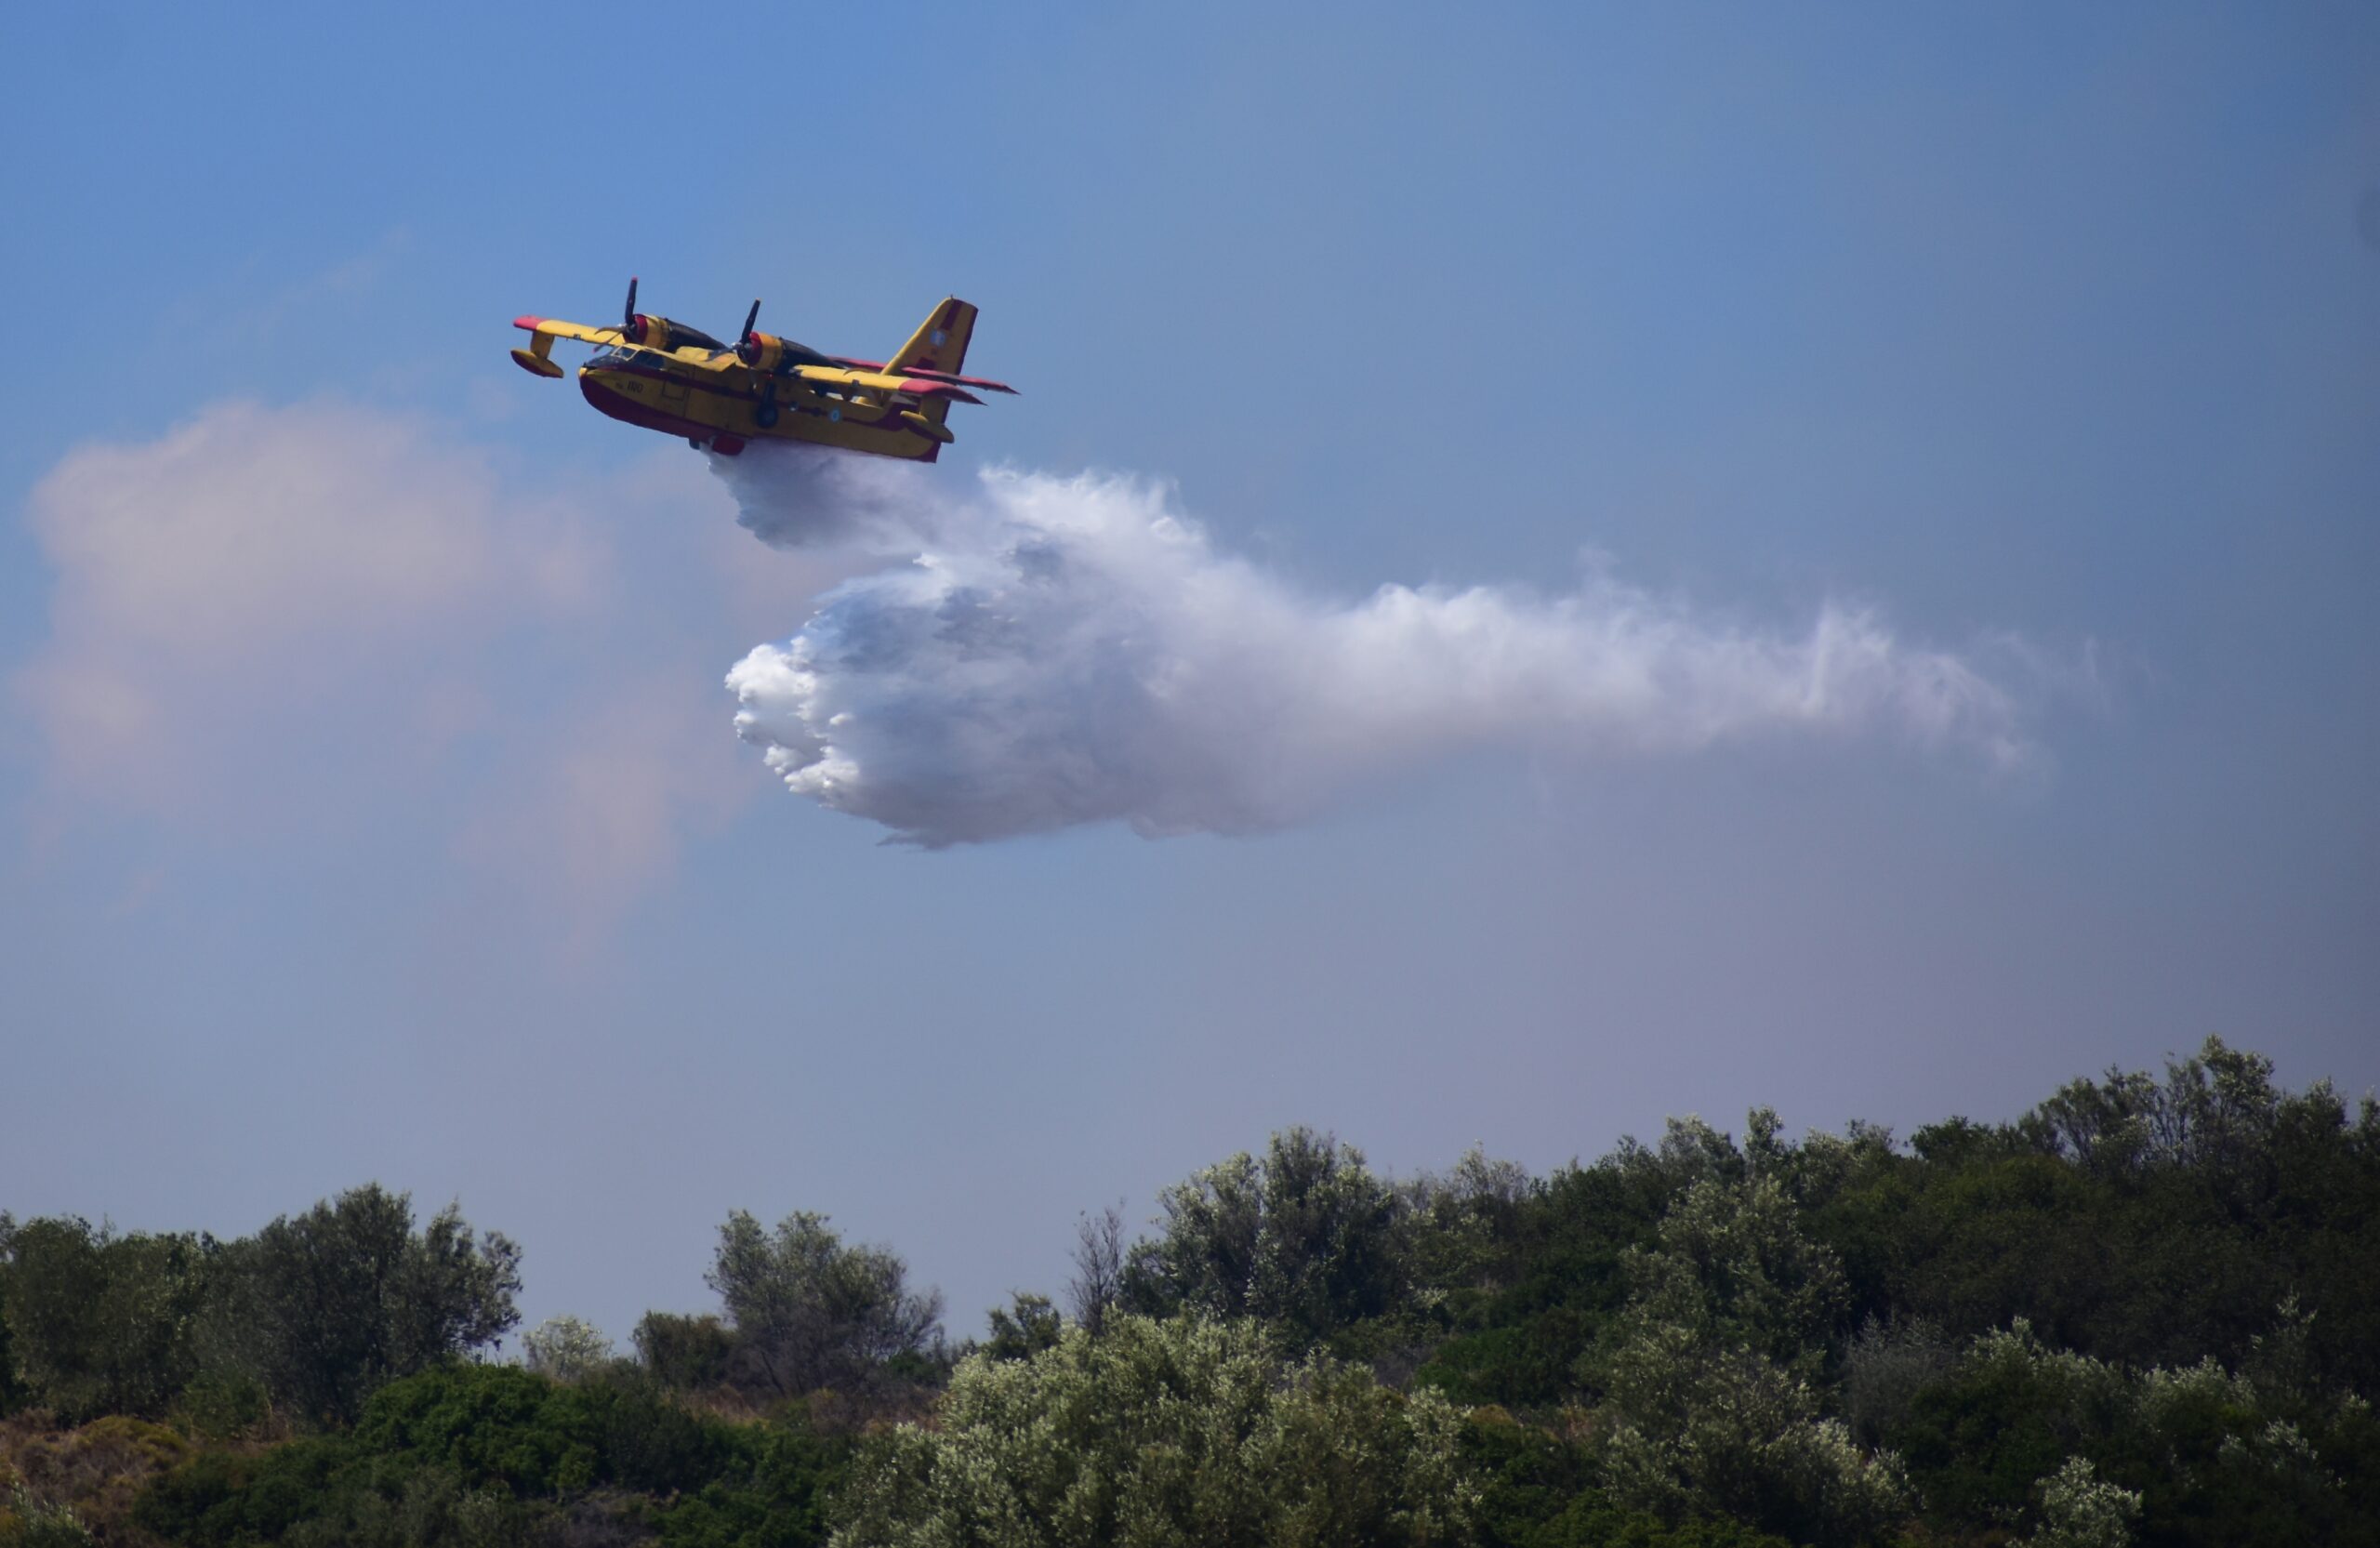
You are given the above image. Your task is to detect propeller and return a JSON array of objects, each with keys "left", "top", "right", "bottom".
[
  {"left": 617, "top": 275, "right": 655, "bottom": 345},
  {"left": 735, "top": 301, "right": 835, "bottom": 373},
  {"left": 609, "top": 275, "right": 731, "bottom": 354},
  {"left": 735, "top": 299, "right": 764, "bottom": 365}
]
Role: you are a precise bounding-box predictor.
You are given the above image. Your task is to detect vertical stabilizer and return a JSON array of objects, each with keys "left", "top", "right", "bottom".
[{"left": 888, "top": 298, "right": 978, "bottom": 377}]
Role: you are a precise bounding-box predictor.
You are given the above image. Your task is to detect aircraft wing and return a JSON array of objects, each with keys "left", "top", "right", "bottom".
[
  {"left": 830, "top": 358, "right": 1021, "bottom": 394},
  {"left": 641, "top": 353, "right": 977, "bottom": 406},
  {"left": 788, "top": 363, "right": 985, "bottom": 405}
]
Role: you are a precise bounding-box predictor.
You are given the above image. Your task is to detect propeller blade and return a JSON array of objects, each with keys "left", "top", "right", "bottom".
[
  {"left": 741, "top": 299, "right": 761, "bottom": 343},
  {"left": 624, "top": 276, "right": 640, "bottom": 329}
]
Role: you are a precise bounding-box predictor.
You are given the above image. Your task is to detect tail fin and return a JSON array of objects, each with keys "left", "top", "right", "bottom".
[{"left": 887, "top": 298, "right": 977, "bottom": 377}]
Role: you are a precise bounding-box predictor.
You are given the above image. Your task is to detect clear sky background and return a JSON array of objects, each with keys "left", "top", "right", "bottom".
[{"left": 2, "top": 4, "right": 2374, "bottom": 1348}]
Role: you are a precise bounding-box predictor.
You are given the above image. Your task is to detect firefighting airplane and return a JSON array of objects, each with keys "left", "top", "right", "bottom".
[{"left": 510, "top": 279, "right": 1015, "bottom": 460}]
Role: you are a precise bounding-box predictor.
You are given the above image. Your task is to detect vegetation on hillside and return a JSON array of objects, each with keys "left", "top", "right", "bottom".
[{"left": 2, "top": 1037, "right": 2373, "bottom": 1546}]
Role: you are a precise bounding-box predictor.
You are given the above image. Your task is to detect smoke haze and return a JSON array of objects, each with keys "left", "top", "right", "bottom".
[{"left": 721, "top": 449, "right": 2030, "bottom": 846}]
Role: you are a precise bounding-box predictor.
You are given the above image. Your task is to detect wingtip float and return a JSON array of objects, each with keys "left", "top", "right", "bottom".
[{"left": 509, "top": 280, "right": 1017, "bottom": 461}]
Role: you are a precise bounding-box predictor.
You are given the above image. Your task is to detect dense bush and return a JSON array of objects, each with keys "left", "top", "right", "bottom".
[
  {"left": 834, "top": 1314, "right": 1474, "bottom": 1548},
  {"left": 0, "top": 1414, "right": 190, "bottom": 1543},
  {"left": 978, "top": 1292, "right": 1064, "bottom": 1363},
  {"left": 1461, "top": 1409, "right": 1793, "bottom": 1548},
  {"left": 1583, "top": 1175, "right": 1908, "bottom": 1544},
  {"left": 0, "top": 1481, "right": 98, "bottom": 1548},
  {"left": 522, "top": 1315, "right": 616, "bottom": 1383},
  {"left": 1887, "top": 1318, "right": 2380, "bottom": 1547},
  {"left": 1810, "top": 1040, "right": 2380, "bottom": 1389},
  {"left": 1414, "top": 1126, "right": 1704, "bottom": 1409},
  {"left": 132, "top": 1361, "right": 847, "bottom": 1547},
  {"left": 1120, "top": 1128, "right": 1411, "bottom": 1349},
  {"left": 634, "top": 1311, "right": 736, "bottom": 1392}
]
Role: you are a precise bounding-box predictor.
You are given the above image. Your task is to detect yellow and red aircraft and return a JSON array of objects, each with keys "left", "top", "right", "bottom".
[{"left": 510, "top": 279, "right": 1015, "bottom": 460}]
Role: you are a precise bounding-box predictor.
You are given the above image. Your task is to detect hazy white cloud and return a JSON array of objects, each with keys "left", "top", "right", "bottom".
[
  {"left": 13, "top": 404, "right": 2041, "bottom": 880},
  {"left": 727, "top": 462, "right": 2033, "bottom": 846},
  {"left": 17, "top": 400, "right": 602, "bottom": 802},
  {"left": 13, "top": 400, "right": 736, "bottom": 914}
]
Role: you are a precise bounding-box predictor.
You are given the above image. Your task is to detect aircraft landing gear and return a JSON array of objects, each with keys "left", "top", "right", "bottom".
[{"left": 755, "top": 401, "right": 780, "bottom": 429}]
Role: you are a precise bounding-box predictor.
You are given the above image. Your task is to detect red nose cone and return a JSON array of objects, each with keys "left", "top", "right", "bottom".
[{"left": 628, "top": 315, "right": 651, "bottom": 344}]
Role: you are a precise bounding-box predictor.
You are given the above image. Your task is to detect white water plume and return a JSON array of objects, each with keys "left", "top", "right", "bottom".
[{"left": 721, "top": 448, "right": 2030, "bottom": 846}]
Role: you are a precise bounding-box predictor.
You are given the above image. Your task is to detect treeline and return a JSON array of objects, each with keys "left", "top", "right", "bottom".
[
  {"left": 0, "top": 1190, "right": 518, "bottom": 1435},
  {"left": 2, "top": 1036, "right": 2375, "bottom": 1547}
]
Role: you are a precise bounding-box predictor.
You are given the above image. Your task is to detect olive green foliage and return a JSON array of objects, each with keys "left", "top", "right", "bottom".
[
  {"left": 1461, "top": 1410, "right": 1794, "bottom": 1548},
  {"left": 1888, "top": 1317, "right": 2380, "bottom": 1547},
  {"left": 1415, "top": 1120, "right": 1726, "bottom": 1409},
  {"left": 1400, "top": 1149, "right": 1531, "bottom": 1306},
  {"left": 979, "top": 1293, "right": 1063, "bottom": 1363},
  {"left": 2027, "top": 1457, "right": 2139, "bottom": 1548},
  {"left": 833, "top": 1314, "right": 1474, "bottom": 1548},
  {"left": 0, "top": 1217, "right": 27, "bottom": 1419},
  {"left": 0, "top": 1187, "right": 517, "bottom": 1434},
  {"left": 1585, "top": 1174, "right": 1909, "bottom": 1544},
  {"left": 0, "top": 1483, "right": 96, "bottom": 1548},
  {"left": 133, "top": 1361, "right": 849, "bottom": 1547},
  {"left": 1818, "top": 1039, "right": 2380, "bottom": 1387},
  {"left": 706, "top": 1211, "right": 945, "bottom": 1400},
  {"left": 0, "top": 1218, "right": 209, "bottom": 1422},
  {"left": 1122, "top": 1127, "right": 1408, "bottom": 1348},
  {"left": 221, "top": 1184, "right": 523, "bottom": 1428},
  {"left": 1837, "top": 1316, "right": 1954, "bottom": 1450},
  {"left": 635, "top": 1312, "right": 736, "bottom": 1391}
]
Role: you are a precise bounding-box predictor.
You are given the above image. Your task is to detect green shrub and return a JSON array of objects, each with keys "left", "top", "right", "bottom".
[
  {"left": 834, "top": 1314, "right": 1474, "bottom": 1548},
  {"left": 1461, "top": 1409, "right": 1792, "bottom": 1548},
  {"left": 1, "top": 1483, "right": 96, "bottom": 1548},
  {"left": 132, "top": 1361, "right": 849, "bottom": 1546},
  {"left": 635, "top": 1313, "right": 736, "bottom": 1392},
  {"left": 1889, "top": 1319, "right": 2380, "bottom": 1548}
]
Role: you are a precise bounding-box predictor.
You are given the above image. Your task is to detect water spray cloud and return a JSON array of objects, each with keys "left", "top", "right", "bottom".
[{"left": 721, "top": 450, "right": 2030, "bottom": 846}]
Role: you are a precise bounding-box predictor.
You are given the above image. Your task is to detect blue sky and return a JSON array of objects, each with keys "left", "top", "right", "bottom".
[{"left": 3, "top": 4, "right": 2375, "bottom": 1347}]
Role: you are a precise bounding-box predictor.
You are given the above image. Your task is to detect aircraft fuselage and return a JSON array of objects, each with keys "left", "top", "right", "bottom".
[{"left": 576, "top": 347, "right": 945, "bottom": 461}]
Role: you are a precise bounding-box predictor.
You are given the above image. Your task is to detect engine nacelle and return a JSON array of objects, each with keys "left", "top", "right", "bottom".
[
  {"left": 624, "top": 314, "right": 726, "bottom": 354},
  {"left": 735, "top": 330, "right": 835, "bottom": 374},
  {"left": 734, "top": 330, "right": 787, "bottom": 371}
]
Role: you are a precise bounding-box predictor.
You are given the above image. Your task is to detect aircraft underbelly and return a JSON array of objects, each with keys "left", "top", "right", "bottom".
[{"left": 578, "top": 371, "right": 937, "bottom": 461}]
